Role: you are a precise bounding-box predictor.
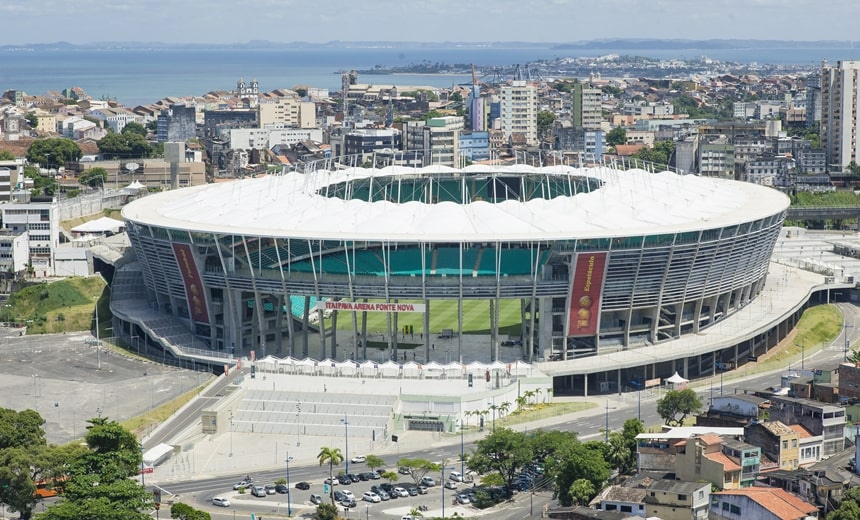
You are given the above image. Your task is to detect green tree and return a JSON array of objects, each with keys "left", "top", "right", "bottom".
[
  {"left": 529, "top": 429, "right": 579, "bottom": 463},
  {"left": 381, "top": 470, "right": 398, "bottom": 484},
  {"left": 847, "top": 161, "right": 860, "bottom": 175},
  {"left": 40, "top": 418, "right": 151, "bottom": 520},
  {"left": 25, "top": 113, "right": 38, "bottom": 129},
  {"left": 0, "top": 408, "right": 47, "bottom": 450},
  {"left": 657, "top": 388, "right": 702, "bottom": 426},
  {"left": 317, "top": 446, "right": 344, "bottom": 504},
  {"left": 365, "top": 454, "right": 385, "bottom": 473},
  {"left": 569, "top": 478, "right": 595, "bottom": 506},
  {"left": 537, "top": 110, "right": 557, "bottom": 139},
  {"left": 78, "top": 167, "right": 108, "bottom": 189},
  {"left": 606, "top": 126, "right": 627, "bottom": 147},
  {"left": 121, "top": 122, "right": 147, "bottom": 138},
  {"left": 550, "top": 441, "right": 610, "bottom": 507},
  {"left": 169, "top": 502, "right": 211, "bottom": 520},
  {"left": 0, "top": 149, "right": 15, "bottom": 160},
  {"left": 632, "top": 139, "right": 675, "bottom": 168},
  {"left": 396, "top": 458, "right": 439, "bottom": 485},
  {"left": 605, "top": 432, "right": 630, "bottom": 474},
  {"left": 97, "top": 132, "right": 153, "bottom": 160},
  {"left": 26, "top": 138, "right": 82, "bottom": 167},
  {"left": 468, "top": 428, "right": 533, "bottom": 497},
  {"left": 0, "top": 447, "right": 39, "bottom": 520},
  {"left": 827, "top": 499, "right": 860, "bottom": 520},
  {"left": 312, "top": 503, "right": 339, "bottom": 520}
]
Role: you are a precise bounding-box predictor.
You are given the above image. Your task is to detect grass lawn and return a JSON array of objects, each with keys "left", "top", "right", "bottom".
[
  {"left": 2, "top": 276, "right": 107, "bottom": 334},
  {"left": 330, "top": 299, "right": 524, "bottom": 336}
]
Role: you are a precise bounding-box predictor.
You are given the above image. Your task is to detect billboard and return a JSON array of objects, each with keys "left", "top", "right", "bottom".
[
  {"left": 316, "top": 301, "right": 426, "bottom": 313},
  {"left": 566, "top": 252, "right": 608, "bottom": 337},
  {"left": 172, "top": 243, "right": 210, "bottom": 324}
]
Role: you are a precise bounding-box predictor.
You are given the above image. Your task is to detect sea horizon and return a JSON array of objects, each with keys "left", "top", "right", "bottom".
[{"left": 2, "top": 44, "right": 860, "bottom": 107}]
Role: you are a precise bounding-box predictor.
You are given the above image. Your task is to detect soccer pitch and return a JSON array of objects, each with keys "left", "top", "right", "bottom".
[{"left": 332, "top": 299, "right": 524, "bottom": 336}]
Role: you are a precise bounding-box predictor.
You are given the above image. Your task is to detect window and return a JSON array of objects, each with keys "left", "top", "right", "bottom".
[
  {"left": 678, "top": 495, "right": 688, "bottom": 501},
  {"left": 783, "top": 440, "right": 788, "bottom": 449},
  {"left": 792, "top": 439, "right": 797, "bottom": 448},
  {"left": 730, "top": 505, "right": 741, "bottom": 514}
]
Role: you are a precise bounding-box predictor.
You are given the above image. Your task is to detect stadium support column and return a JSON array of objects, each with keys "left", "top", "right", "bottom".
[
  {"left": 393, "top": 300, "right": 399, "bottom": 356},
  {"left": 302, "top": 296, "right": 310, "bottom": 357},
  {"left": 361, "top": 300, "right": 368, "bottom": 360},
  {"left": 275, "top": 295, "right": 284, "bottom": 355},
  {"left": 424, "top": 299, "right": 431, "bottom": 359},
  {"left": 330, "top": 311, "right": 338, "bottom": 358}
]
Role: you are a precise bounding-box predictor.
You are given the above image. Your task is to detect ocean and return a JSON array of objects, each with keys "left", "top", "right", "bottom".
[{"left": 2, "top": 45, "right": 860, "bottom": 107}]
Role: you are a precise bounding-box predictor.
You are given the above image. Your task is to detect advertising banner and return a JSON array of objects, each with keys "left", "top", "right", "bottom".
[
  {"left": 316, "top": 301, "right": 426, "bottom": 313},
  {"left": 172, "top": 243, "right": 210, "bottom": 324},
  {"left": 566, "top": 252, "right": 608, "bottom": 337}
]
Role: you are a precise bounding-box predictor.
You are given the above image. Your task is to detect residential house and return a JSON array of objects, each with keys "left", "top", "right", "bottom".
[
  {"left": 675, "top": 434, "right": 761, "bottom": 489},
  {"left": 643, "top": 480, "right": 709, "bottom": 520},
  {"left": 635, "top": 427, "right": 743, "bottom": 473},
  {"left": 710, "top": 488, "right": 817, "bottom": 520},
  {"left": 768, "top": 396, "right": 845, "bottom": 458},
  {"left": 744, "top": 421, "right": 800, "bottom": 471}
]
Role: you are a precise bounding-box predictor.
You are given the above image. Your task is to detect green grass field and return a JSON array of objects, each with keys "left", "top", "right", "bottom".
[{"left": 330, "top": 299, "right": 525, "bottom": 336}]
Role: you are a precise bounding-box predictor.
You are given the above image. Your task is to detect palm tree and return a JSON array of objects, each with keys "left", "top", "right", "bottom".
[
  {"left": 545, "top": 387, "right": 554, "bottom": 403},
  {"left": 515, "top": 394, "right": 528, "bottom": 411},
  {"left": 409, "top": 507, "right": 424, "bottom": 519},
  {"left": 534, "top": 388, "right": 543, "bottom": 404},
  {"left": 498, "top": 401, "right": 512, "bottom": 418},
  {"left": 318, "top": 446, "right": 344, "bottom": 504},
  {"left": 523, "top": 389, "right": 536, "bottom": 405}
]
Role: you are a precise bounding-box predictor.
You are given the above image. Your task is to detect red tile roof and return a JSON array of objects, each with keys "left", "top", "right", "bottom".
[
  {"left": 704, "top": 452, "right": 741, "bottom": 471},
  {"left": 787, "top": 424, "right": 814, "bottom": 438},
  {"left": 717, "top": 488, "right": 817, "bottom": 520}
]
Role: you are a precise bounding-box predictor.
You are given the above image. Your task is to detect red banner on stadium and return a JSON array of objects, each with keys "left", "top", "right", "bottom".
[
  {"left": 566, "top": 252, "right": 608, "bottom": 337},
  {"left": 172, "top": 243, "right": 210, "bottom": 324}
]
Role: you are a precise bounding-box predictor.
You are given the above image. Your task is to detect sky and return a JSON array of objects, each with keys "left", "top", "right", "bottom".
[{"left": 1, "top": 0, "right": 860, "bottom": 45}]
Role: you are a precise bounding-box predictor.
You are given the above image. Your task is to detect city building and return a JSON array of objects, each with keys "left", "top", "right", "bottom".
[
  {"left": 643, "top": 480, "right": 709, "bottom": 520},
  {"left": 743, "top": 421, "right": 800, "bottom": 471},
  {"left": 258, "top": 96, "right": 316, "bottom": 129},
  {"left": 572, "top": 82, "right": 603, "bottom": 130},
  {"left": 403, "top": 116, "right": 464, "bottom": 166},
  {"left": 675, "top": 434, "right": 761, "bottom": 490},
  {"left": 459, "top": 131, "right": 490, "bottom": 163},
  {"left": 157, "top": 104, "right": 197, "bottom": 143},
  {"left": 0, "top": 190, "right": 60, "bottom": 277},
  {"left": 768, "top": 396, "right": 846, "bottom": 458},
  {"left": 500, "top": 81, "right": 539, "bottom": 146},
  {"left": 820, "top": 60, "right": 860, "bottom": 170}
]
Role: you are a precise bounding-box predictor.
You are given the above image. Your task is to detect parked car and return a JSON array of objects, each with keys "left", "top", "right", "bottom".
[
  {"left": 342, "top": 490, "right": 355, "bottom": 501},
  {"left": 393, "top": 487, "right": 409, "bottom": 497},
  {"left": 358, "top": 472, "right": 372, "bottom": 481},
  {"left": 310, "top": 494, "right": 323, "bottom": 505},
  {"left": 265, "top": 484, "right": 276, "bottom": 495},
  {"left": 348, "top": 473, "right": 361, "bottom": 483},
  {"left": 380, "top": 483, "right": 395, "bottom": 494},
  {"left": 275, "top": 483, "right": 289, "bottom": 494},
  {"left": 324, "top": 477, "right": 339, "bottom": 486},
  {"left": 449, "top": 471, "right": 463, "bottom": 482},
  {"left": 233, "top": 479, "right": 251, "bottom": 490},
  {"left": 212, "top": 497, "right": 231, "bottom": 507},
  {"left": 334, "top": 490, "right": 346, "bottom": 502},
  {"left": 444, "top": 480, "right": 458, "bottom": 490},
  {"left": 420, "top": 476, "right": 436, "bottom": 487},
  {"left": 363, "top": 491, "right": 381, "bottom": 503},
  {"left": 416, "top": 485, "right": 428, "bottom": 495},
  {"left": 456, "top": 493, "right": 471, "bottom": 505},
  {"left": 295, "top": 481, "right": 310, "bottom": 490},
  {"left": 341, "top": 498, "right": 358, "bottom": 508},
  {"left": 251, "top": 485, "right": 267, "bottom": 498},
  {"left": 350, "top": 455, "right": 366, "bottom": 463},
  {"left": 398, "top": 467, "right": 411, "bottom": 475},
  {"left": 377, "top": 490, "right": 390, "bottom": 501},
  {"left": 337, "top": 474, "right": 352, "bottom": 485},
  {"left": 368, "top": 471, "right": 381, "bottom": 480}
]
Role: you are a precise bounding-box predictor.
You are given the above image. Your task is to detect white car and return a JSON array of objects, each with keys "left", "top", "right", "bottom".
[
  {"left": 212, "top": 496, "right": 231, "bottom": 507},
  {"left": 393, "top": 486, "right": 409, "bottom": 497},
  {"left": 341, "top": 490, "right": 355, "bottom": 501},
  {"left": 350, "top": 455, "right": 366, "bottom": 463},
  {"left": 363, "top": 491, "right": 381, "bottom": 503}
]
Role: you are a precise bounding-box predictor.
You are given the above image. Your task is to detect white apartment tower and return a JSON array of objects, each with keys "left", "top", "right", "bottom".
[
  {"left": 820, "top": 60, "right": 860, "bottom": 170},
  {"left": 500, "top": 81, "right": 539, "bottom": 147}
]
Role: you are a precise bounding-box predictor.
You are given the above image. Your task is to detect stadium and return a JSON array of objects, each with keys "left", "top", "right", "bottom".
[{"left": 119, "top": 162, "right": 789, "bottom": 394}]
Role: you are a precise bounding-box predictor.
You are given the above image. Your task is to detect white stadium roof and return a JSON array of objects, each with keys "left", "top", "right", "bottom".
[{"left": 122, "top": 165, "right": 790, "bottom": 241}]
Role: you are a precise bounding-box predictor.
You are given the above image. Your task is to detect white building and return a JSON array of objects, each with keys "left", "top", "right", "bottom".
[
  {"left": 258, "top": 97, "right": 316, "bottom": 129},
  {"left": 0, "top": 190, "right": 60, "bottom": 277},
  {"left": 88, "top": 107, "right": 143, "bottom": 133},
  {"left": 228, "top": 127, "right": 324, "bottom": 150},
  {"left": 821, "top": 60, "right": 860, "bottom": 169},
  {"left": 500, "top": 81, "right": 539, "bottom": 147}
]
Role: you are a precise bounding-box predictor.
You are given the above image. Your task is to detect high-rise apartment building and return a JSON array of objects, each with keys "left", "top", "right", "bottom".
[
  {"left": 572, "top": 81, "right": 603, "bottom": 130},
  {"left": 820, "top": 60, "right": 860, "bottom": 170},
  {"left": 499, "top": 81, "right": 538, "bottom": 147}
]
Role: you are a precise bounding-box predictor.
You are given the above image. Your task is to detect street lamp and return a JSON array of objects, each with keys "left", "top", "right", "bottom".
[
  {"left": 460, "top": 418, "right": 465, "bottom": 479},
  {"left": 296, "top": 402, "right": 302, "bottom": 447},
  {"left": 31, "top": 374, "right": 39, "bottom": 400},
  {"left": 93, "top": 297, "right": 101, "bottom": 370},
  {"left": 341, "top": 415, "right": 350, "bottom": 475},
  {"left": 228, "top": 410, "right": 234, "bottom": 458},
  {"left": 487, "top": 397, "right": 496, "bottom": 433},
  {"left": 285, "top": 453, "right": 293, "bottom": 517},
  {"left": 604, "top": 399, "right": 617, "bottom": 443}
]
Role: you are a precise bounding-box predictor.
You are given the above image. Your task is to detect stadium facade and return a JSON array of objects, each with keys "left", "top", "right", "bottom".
[{"left": 121, "top": 164, "right": 789, "bottom": 378}]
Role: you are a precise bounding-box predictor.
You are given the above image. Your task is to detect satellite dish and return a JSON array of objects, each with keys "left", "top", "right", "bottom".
[{"left": 126, "top": 162, "right": 140, "bottom": 173}]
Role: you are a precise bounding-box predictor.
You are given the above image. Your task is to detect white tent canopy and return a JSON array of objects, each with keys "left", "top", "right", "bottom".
[{"left": 71, "top": 216, "right": 125, "bottom": 235}]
